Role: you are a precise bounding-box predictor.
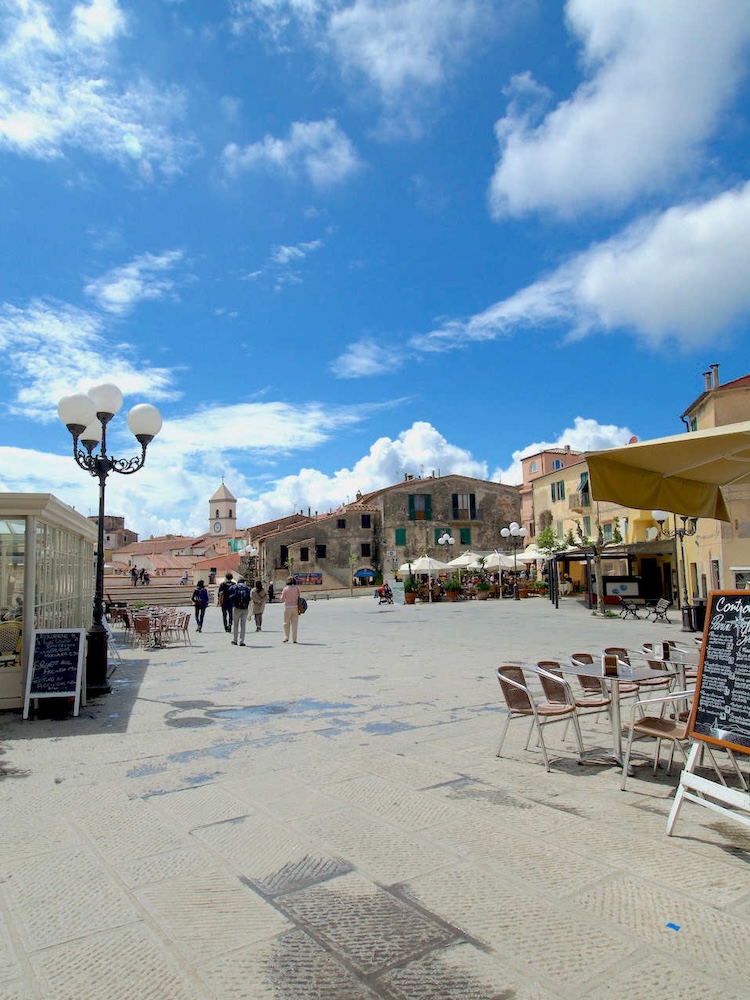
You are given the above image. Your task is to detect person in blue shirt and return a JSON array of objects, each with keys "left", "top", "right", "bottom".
[{"left": 192, "top": 580, "right": 209, "bottom": 632}]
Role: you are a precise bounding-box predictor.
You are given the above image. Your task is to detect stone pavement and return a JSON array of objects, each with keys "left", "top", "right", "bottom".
[{"left": 1, "top": 595, "right": 750, "bottom": 1000}]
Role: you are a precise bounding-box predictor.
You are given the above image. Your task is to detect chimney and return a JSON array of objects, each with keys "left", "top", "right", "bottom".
[
  {"left": 307, "top": 507, "right": 311, "bottom": 517},
  {"left": 711, "top": 363, "right": 720, "bottom": 388},
  {"left": 703, "top": 371, "right": 712, "bottom": 391}
]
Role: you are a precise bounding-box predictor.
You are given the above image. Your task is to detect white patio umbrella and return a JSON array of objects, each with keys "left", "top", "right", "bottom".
[
  {"left": 481, "top": 551, "right": 516, "bottom": 571},
  {"left": 446, "top": 550, "right": 482, "bottom": 569},
  {"left": 397, "top": 554, "right": 449, "bottom": 604},
  {"left": 516, "top": 545, "right": 545, "bottom": 563}
]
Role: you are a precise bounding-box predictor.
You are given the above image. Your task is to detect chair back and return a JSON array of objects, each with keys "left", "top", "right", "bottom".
[
  {"left": 535, "top": 663, "right": 569, "bottom": 705},
  {"left": 0, "top": 621, "right": 22, "bottom": 655},
  {"left": 604, "top": 646, "right": 629, "bottom": 664},
  {"left": 496, "top": 666, "right": 532, "bottom": 713}
]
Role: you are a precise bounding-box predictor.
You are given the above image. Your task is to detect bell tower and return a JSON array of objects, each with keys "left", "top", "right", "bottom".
[{"left": 209, "top": 481, "right": 237, "bottom": 538}]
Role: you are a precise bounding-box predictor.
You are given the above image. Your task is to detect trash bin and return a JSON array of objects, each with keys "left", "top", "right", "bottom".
[{"left": 691, "top": 599, "right": 707, "bottom": 632}]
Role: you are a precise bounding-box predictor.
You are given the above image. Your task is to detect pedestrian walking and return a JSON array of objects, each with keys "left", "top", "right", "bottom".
[
  {"left": 130, "top": 565, "right": 138, "bottom": 587},
  {"left": 250, "top": 580, "right": 268, "bottom": 631},
  {"left": 192, "top": 579, "right": 209, "bottom": 632},
  {"left": 281, "top": 575, "right": 301, "bottom": 643},
  {"left": 267, "top": 582, "right": 274, "bottom": 603},
  {"left": 231, "top": 577, "right": 251, "bottom": 646},
  {"left": 217, "top": 572, "right": 234, "bottom": 633}
]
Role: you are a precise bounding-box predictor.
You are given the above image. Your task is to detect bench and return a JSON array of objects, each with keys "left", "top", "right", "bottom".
[
  {"left": 647, "top": 598, "right": 672, "bottom": 624},
  {"left": 617, "top": 596, "right": 642, "bottom": 620}
]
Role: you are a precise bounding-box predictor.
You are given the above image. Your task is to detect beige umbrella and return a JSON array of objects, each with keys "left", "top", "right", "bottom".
[
  {"left": 586, "top": 420, "right": 750, "bottom": 521},
  {"left": 445, "top": 551, "right": 482, "bottom": 569},
  {"left": 482, "top": 551, "right": 516, "bottom": 571}
]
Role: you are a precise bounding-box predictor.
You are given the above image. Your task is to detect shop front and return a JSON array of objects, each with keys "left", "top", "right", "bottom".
[{"left": 0, "top": 494, "right": 96, "bottom": 710}]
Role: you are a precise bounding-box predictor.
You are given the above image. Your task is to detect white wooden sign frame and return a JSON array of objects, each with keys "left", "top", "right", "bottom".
[{"left": 23, "top": 628, "right": 85, "bottom": 720}]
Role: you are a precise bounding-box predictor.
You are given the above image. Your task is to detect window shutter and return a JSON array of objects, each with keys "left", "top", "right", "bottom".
[
  {"left": 408, "top": 495, "right": 415, "bottom": 521},
  {"left": 434, "top": 527, "right": 442, "bottom": 545},
  {"left": 425, "top": 495, "right": 432, "bottom": 520},
  {"left": 460, "top": 527, "right": 471, "bottom": 545},
  {"left": 395, "top": 528, "right": 406, "bottom": 546},
  {"left": 469, "top": 494, "right": 476, "bottom": 519},
  {"left": 550, "top": 484, "right": 556, "bottom": 502},
  {"left": 451, "top": 493, "right": 458, "bottom": 519},
  {"left": 559, "top": 481, "right": 565, "bottom": 500}
]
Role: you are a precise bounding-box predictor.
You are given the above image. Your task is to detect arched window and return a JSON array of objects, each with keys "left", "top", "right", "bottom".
[
  {"left": 229, "top": 509, "right": 233, "bottom": 518},
  {"left": 552, "top": 459, "right": 563, "bottom": 470},
  {"left": 530, "top": 461, "right": 538, "bottom": 473},
  {"left": 215, "top": 509, "right": 219, "bottom": 518}
]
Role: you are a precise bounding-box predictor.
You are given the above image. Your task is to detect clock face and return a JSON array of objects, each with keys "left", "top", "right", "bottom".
[{"left": 213, "top": 521, "right": 222, "bottom": 533}]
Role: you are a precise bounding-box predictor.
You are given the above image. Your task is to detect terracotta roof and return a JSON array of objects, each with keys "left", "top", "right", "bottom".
[{"left": 113, "top": 536, "right": 197, "bottom": 556}]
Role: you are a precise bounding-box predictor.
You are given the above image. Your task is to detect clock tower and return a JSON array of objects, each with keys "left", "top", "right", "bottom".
[{"left": 208, "top": 481, "right": 237, "bottom": 538}]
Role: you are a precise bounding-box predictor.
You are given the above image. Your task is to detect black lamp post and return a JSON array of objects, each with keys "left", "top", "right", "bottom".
[
  {"left": 652, "top": 510, "right": 698, "bottom": 632},
  {"left": 501, "top": 521, "right": 527, "bottom": 600},
  {"left": 58, "top": 384, "right": 162, "bottom": 696}
]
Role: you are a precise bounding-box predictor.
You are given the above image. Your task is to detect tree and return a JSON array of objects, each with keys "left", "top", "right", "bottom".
[
  {"left": 568, "top": 514, "right": 623, "bottom": 615},
  {"left": 536, "top": 525, "right": 566, "bottom": 559}
]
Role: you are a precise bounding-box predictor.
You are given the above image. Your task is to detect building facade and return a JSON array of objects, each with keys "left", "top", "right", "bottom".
[
  {"left": 208, "top": 482, "right": 237, "bottom": 538},
  {"left": 255, "top": 474, "right": 521, "bottom": 590}
]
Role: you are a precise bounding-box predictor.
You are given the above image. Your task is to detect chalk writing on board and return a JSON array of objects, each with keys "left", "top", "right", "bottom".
[
  {"left": 690, "top": 592, "right": 750, "bottom": 754},
  {"left": 29, "top": 631, "right": 81, "bottom": 695}
]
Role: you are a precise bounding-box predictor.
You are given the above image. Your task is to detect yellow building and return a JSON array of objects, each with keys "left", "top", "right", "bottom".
[{"left": 680, "top": 365, "right": 750, "bottom": 593}]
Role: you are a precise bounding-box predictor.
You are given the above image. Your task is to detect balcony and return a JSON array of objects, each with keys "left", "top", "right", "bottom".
[{"left": 568, "top": 491, "right": 591, "bottom": 512}]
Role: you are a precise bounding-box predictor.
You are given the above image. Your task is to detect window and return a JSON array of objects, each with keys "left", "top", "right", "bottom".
[
  {"left": 556, "top": 520, "right": 563, "bottom": 538},
  {"left": 552, "top": 459, "right": 563, "bottom": 470},
  {"left": 408, "top": 493, "right": 432, "bottom": 521},
  {"left": 229, "top": 509, "right": 233, "bottom": 518},
  {"left": 550, "top": 481, "right": 565, "bottom": 502},
  {"left": 395, "top": 528, "right": 406, "bottom": 546},
  {"left": 361, "top": 514, "right": 371, "bottom": 529},
  {"left": 602, "top": 522, "right": 613, "bottom": 542},
  {"left": 583, "top": 516, "right": 591, "bottom": 536},
  {"left": 530, "top": 460, "right": 539, "bottom": 473},
  {"left": 215, "top": 508, "right": 219, "bottom": 518},
  {"left": 690, "top": 417, "right": 698, "bottom": 431},
  {"left": 337, "top": 518, "right": 346, "bottom": 529},
  {"left": 316, "top": 544, "right": 326, "bottom": 559},
  {"left": 451, "top": 493, "right": 476, "bottom": 520},
  {"left": 300, "top": 547, "right": 309, "bottom": 562},
  {"left": 279, "top": 544, "right": 288, "bottom": 566},
  {"left": 459, "top": 527, "right": 471, "bottom": 545},
  {"left": 361, "top": 543, "right": 371, "bottom": 557}
]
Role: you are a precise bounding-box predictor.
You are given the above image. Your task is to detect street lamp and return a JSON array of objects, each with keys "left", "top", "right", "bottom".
[
  {"left": 436, "top": 531, "right": 454, "bottom": 603},
  {"left": 58, "top": 383, "right": 162, "bottom": 695},
  {"left": 500, "top": 521, "right": 527, "bottom": 600},
  {"left": 652, "top": 510, "right": 698, "bottom": 632}
]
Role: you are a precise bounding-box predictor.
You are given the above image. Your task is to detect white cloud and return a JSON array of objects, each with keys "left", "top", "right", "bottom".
[
  {"left": 333, "top": 337, "right": 404, "bottom": 378},
  {"left": 228, "top": 0, "right": 333, "bottom": 39},
  {"left": 0, "top": 0, "right": 195, "bottom": 176},
  {"left": 493, "top": 417, "right": 634, "bottom": 485},
  {"left": 408, "top": 180, "right": 750, "bottom": 356},
  {"left": 84, "top": 250, "right": 185, "bottom": 315},
  {"left": 489, "top": 0, "right": 750, "bottom": 216},
  {"left": 329, "top": 0, "right": 490, "bottom": 138},
  {"left": 270, "top": 239, "right": 322, "bottom": 264},
  {"left": 0, "top": 299, "right": 179, "bottom": 420},
  {"left": 222, "top": 118, "right": 361, "bottom": 187}
]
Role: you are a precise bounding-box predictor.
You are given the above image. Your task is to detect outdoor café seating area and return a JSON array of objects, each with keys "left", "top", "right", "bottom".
[
  {"left": 108, "top": 605, "right": 192, "bottom": 649},
  {"left": 494, "top": 636, "right": 748, "bottom": 790}
]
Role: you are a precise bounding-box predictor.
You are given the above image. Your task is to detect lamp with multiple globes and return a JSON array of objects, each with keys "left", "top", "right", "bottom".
[
  {"left": 58, "top": 383, "right": 162, "bottom": 695},
  {"left": 651, "top": 509, "right": 698, "bottom": 632},
  {"left": 500, "top": 521, "right": 527, "bottom": 601}
]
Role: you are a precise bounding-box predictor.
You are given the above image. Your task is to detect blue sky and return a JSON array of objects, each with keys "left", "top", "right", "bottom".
[{"left": 2, "top": 0, "right": 750, "bottom": 538}]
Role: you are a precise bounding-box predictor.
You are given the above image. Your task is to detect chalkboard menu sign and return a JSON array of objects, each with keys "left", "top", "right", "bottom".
[
  {"left": 688, "top": 591, "right": 750, "bottom": 755},
  {"left": 23, "top": 629, "right": 85, "bottom": 719}
]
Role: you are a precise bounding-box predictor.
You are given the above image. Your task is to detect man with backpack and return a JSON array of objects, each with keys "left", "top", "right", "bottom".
[
  {"left": 217, "top": 572, "right": 234, "bottom": 633},
  {"left": 230, "top": 577, "right": 251, "bottom": 646}
]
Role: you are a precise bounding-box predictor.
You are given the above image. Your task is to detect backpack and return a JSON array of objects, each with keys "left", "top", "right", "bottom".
[
  {"left": 233, "top": 583, "right": 250, "bottom": 610},
  {"left": 297, "top": 596, "right": 308, "bottom": 615}
]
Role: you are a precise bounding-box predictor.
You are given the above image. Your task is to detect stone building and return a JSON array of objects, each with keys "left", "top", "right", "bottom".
[{"left": 255, "top": 473, "right": 521, "bottom": 590}]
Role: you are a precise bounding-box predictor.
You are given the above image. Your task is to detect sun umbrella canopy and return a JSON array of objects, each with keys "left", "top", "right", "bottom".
[
  {"left": 353, "top": 568, "right": 376, "bottom": 578},
  {"left": 446, "top": 551, "right": 482, "bottom": 568},
  {"left": 398, "top": 555, "right": 449, "bottom": 574},
  {"left": 516, "top": 545, "right": 545, "bottom": 563},
  {"left": 586, "top": 420, "right": 750, "bottom": 522},
  {"left": 481, "top": 551, "right": 516, "bottom": 571}
]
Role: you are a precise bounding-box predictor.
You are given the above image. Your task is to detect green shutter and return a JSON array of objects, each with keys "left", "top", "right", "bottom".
[
  {"left": 425, "top": 494, "right": 432, "bottom": 520},
  {"left": 408, "top": 495, "right": 415, "bottom": 521},
  {"left": 460, "top": 527, "right": 471, "bottom": 545},
  {"left": 395, "top": 528, "right": 406, "bottom": 546}
]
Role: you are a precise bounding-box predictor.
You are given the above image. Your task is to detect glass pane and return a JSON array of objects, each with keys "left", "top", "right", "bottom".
[{"left": 0, "top": 519, "right": 25, "bottom": 622}]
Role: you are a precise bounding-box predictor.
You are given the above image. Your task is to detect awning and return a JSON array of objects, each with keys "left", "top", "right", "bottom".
[
  {"left": 353, "top": 568, "right": 376, "bottom": 578},
  {"left": 577, "top": 471, "right": 589, "bottom": 491},
  {"left": 586, "top": 420, "right": 750, "bottom": 522}
]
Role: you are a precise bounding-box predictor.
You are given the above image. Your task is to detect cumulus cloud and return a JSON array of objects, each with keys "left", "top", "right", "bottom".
[
  {"left": 493, "top": 417, "right": 634, "bottom": 485},
  {"left": 84, "top": 250, "right": 185, "bottom": 315},
  {"left": 409, "top": 180, "right": 750, "bottom": 357},
  {"left": 329, "top": 0, "right": 491, "bottom": 138},
  {"left": 0, "top": 0, "right": 195, "bottom": 177},
  {"left": 489, "top": 0, "right": 750, "bottom": 216},
  {"left": 0, "top": 299, "right": 179, "bottom": 420},
  {"left": 222, "top": 118, "right": 361, "bottom": 188}
]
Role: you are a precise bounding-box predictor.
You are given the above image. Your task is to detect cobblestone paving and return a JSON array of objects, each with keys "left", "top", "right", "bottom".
[{"left": 1, "top": 595, "right": 749, "bottom": 999}]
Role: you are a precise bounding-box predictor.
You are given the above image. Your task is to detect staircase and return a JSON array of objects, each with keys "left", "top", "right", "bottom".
[{"left": 104, "top": 576, "right": 216, "bottom": 609}]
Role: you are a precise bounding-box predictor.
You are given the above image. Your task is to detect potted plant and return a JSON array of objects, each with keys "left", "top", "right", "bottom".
[
  {"left": 403, "top": 577, "right": 419, "bottom": 604},
  {"left": 444, "top": 575, "right": 462, "bottom": 602},
  {"left": 475, "top": 579, "right": 491, "bottom": 601}
]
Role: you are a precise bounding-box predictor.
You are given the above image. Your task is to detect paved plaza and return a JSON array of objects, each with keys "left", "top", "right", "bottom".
[{"left": 1, "top": 595, "right": 750, "bottom": 999}]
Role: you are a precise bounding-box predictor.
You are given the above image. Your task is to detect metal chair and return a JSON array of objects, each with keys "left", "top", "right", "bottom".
[
  {"left": 0, "top": 621, "right": 22, "bottom": 667},
  {"left": 495, "top": 665, "right": 585, "bottom": 772},
  {"left": 538, "top": 660, "right": 611, "bottom": 723}
]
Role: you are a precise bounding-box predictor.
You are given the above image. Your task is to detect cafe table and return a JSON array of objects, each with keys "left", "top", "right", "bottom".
[{"left": 559, "top": 657, "right": 682, "bottom": 767}]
